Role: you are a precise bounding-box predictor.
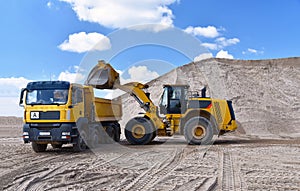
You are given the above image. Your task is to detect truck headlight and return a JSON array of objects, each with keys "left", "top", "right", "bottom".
[{"left": 62, "top": 132, "right": 70, "bottom": 135}]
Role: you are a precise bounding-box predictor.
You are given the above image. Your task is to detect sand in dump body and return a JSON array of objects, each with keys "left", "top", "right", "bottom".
[{"left": 1, "top": 57, "right": 300, "bottom": 190}]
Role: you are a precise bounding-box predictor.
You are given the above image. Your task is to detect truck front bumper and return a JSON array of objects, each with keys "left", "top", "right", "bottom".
[{"left": 23, "top": 123, "right": 75, "bottom": 144}]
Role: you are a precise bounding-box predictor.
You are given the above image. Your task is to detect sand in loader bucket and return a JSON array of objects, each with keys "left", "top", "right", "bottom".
[{"left": 85, "top": 60, "right": 120, "bottom": 89}]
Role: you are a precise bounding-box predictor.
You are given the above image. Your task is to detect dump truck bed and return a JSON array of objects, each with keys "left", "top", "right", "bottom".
[{"left": 94, "top": 97, "right": 122, "bottom": 122}]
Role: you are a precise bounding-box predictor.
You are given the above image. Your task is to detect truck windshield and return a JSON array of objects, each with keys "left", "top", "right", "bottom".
[{"left": 26, "top": 89, "right": 69, "bottom": 105}]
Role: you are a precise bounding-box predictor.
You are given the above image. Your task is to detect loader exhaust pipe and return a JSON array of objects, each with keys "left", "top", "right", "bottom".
[{"left": 85, "top": 60, "right": 120, "bottom": 89}]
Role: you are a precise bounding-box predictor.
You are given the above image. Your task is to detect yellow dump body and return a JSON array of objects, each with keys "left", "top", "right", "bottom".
[{"left": 94, "top": 97, "right": 122, "bottom": 122}]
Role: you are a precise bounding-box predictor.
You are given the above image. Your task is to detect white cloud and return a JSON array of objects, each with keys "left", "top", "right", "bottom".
[
  {"left": 201, "top": 43, "right": 218, "bottom": 50},
  {"left": 194, "top": 53, "right": 213, "bottom": 62},
  {"left": 58, "top": 67, "right": 85, "bottom": 83},
  {"left": 184, "top": 26, "right": 220, "bottom": 38},
  {"left": 58, "top": 32, "right": 111, "bottom": 53},
  {"left": 47, "top": 1, "right": 53, "bottom": 8},
  {"left": 202, "top": 37, "right": 240, "bottom": 50},
  {"left": 242, "top": 48, "right": 264, "bottom": 55},
  {"left": 0, "top": 77, "right": 30, "bottom": 97},
  {"left": 248, "top": 48, "right": 257, "bottom": 53},
  {"left": 60, "top": 0, "right": 177, "bottom": 29},
  {"left": 216, "top": 50, "right": 234, "bottom": 59},
  {"left": 130, "top": 23, "right": 172, "bottom": 32},
  {"left": 0, "top": 77, "right": 31, "bottom": 116},
  {"left": 121, "top": 65, "right": 159, "bottom": 84},
  {"left": 215, "top": 37, "right": 240, "bottom": 47}
]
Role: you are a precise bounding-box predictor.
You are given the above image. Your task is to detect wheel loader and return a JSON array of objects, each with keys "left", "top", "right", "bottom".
[{"left": 86, "top": 61, "right": 237, "bottom": 145}]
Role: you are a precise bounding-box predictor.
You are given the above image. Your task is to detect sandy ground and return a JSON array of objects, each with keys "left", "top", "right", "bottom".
[{"left": 0, "top": 125, "right": 299, "bottom": 191}]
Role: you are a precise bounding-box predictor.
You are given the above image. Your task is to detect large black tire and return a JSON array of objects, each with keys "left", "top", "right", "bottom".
[
  {"left": 125, "top": 117, "right": 155, "bottom": 145},
  {"left": 102, "top": 126, "right": 115, "bottom": 144},
  {"left": 32, "top": 142, "right": 47, "bottom": 152},
  {"left": 90, "top": 127, "right": 101, "bottom": 148},
  {"left": 73, "top": 131, "right": 88, "bottom": 152},
  {"left": 51, "top": 144, "right": 63, "bottom": 149},
  {"left": 184, "top": 116, "right": 213, "bottom": 145},
  {"left": 113, "top": 123, "right": 121, "bottom": 142}
]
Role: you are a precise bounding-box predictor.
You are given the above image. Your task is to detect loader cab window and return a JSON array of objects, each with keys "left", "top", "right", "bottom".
[
  {"left": 159, "top": 86, "right": 188, "bottom": 114},
  {"left": 168, "top": 87, "right": 182, "bottom": 114},
  {"left": 159, "top": 88, "right": 169, "bottom": 114}
]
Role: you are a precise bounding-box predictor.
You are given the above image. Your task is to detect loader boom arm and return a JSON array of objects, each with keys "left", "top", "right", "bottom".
[
  {"left": 115, "top": 82, "right": 153, "bottom": 112},
  {"left": 85, "top": 61, "right": 164, "bottom": 128},
  {"left": 114, "top": 82, "right": 164, "bottom": 128}
]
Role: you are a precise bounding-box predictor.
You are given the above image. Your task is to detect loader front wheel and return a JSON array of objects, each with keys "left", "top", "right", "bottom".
[
  {"left": 184, "top": 116, "right": 213, "bottom": 145},
  {"left": 125, "top": 117, "right": 155, "bottom": 145}
]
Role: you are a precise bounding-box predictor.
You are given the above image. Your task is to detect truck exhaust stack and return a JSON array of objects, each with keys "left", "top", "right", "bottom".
[{"left": 85, "top": 60, "right": 120, "bottom": 89}]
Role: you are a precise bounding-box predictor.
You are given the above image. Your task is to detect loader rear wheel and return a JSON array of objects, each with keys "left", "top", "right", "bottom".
[
  {"left": 184, "top": 116, "right": 213, "bottom": 145},
  {"left": 32, "top": 142, "right": 47, "bottom": 152},
  {"left": 125, "top": 117, "right": 155, "bottom": 145}
]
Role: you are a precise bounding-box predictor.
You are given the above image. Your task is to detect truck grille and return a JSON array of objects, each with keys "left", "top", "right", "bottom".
[{"left": 31, "top": 111, "right": 60, "bottom": 120}]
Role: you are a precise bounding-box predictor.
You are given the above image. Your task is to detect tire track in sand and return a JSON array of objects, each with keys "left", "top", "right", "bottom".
[
  {"left": 218, "top": 147, "right": 243, "bottom": 191},
  {"left": 121, "top": 148, "right": 184, "bottom": 191}
]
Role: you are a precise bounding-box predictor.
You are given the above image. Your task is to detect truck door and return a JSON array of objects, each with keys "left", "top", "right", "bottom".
[
  {"left": 83, "top": 88, "right": 94, "bottom": 121},
  {"left": 71, "top": 86, "right": 84, "bottom": 120}
]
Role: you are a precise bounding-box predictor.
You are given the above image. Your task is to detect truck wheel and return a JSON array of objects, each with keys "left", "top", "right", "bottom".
[
  {"left": 113, "top": 123, "right": 121, "bottom": 142},
  {"left": 125, "top": 117, "right": 154, "bottom": 145},
  {"left": 51, "top": 144, "right": 63, "bottom": 149},
  {"left": 32, "top": 142, "right": 47, "bottom": 152},
  {"left": 90, "top": 127, "right": 101, "bottom": 148},
  {"left": 73, "top": 131, "right": 88, "bottom": 152},
  {"left": 184, "top": 116, "right": 213, "bottom": 145}
]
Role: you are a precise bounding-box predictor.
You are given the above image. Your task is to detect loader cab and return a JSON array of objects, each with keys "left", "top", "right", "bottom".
[{"left": 159, "top": 85, "right": 189, "bottom": 114}]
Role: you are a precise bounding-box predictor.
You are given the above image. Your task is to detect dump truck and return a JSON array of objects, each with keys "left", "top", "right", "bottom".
[
  {"left": 19, "top": 80, "right": 122, "bottom": 152},
  {"left": 86, "top": 61, "right": 237, "bottom": 145}
]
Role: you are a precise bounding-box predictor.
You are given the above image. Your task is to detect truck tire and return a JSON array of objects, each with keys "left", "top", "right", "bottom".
[
  {"left": 51, "top": 144, "right": 63, "bottom": 149},
  {"left": 113, "top": 123, "right": 121, "bottom": 142},
  {"left": 90, "top": 127, "right": 101, "bottom": 148},
  {"left": 125, "top": 117, "right": 154, "bottom": 145},
  {"left": 73, "top": 131, "right": 88, "bottom": 152},
  {"left": 184, "top": 116, "right": 213, "bottom": 145},
  {"left": 32, "top": 142, "right": 47, "bottom": 152}
]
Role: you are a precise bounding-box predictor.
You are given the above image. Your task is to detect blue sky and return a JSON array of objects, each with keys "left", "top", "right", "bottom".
[{"left": 1, "top": 0, "right": 300, "bottom": 116}]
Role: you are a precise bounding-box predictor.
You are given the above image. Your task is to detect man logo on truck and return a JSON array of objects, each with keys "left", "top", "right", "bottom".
[{"left": 31, "top": 112, "right": 39, "bottom": 119}]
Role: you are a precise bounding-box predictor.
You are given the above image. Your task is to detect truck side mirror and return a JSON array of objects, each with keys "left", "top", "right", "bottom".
[{"left": 19, "top": 88, "right": 27, "bottom": 107}]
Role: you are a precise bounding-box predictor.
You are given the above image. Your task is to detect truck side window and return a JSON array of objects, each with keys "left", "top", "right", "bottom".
[{"left": 72, "top": 87, "right": 83, "bottom": 104}]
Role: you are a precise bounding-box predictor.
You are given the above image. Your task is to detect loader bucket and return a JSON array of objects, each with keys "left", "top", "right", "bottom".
[{"left": 85, "top": 60, "right": 120, "bottom": 89}]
